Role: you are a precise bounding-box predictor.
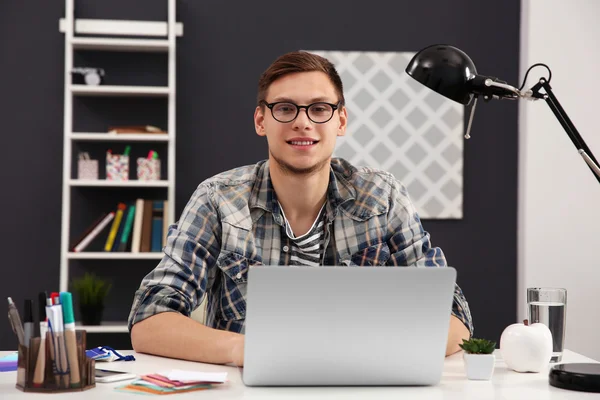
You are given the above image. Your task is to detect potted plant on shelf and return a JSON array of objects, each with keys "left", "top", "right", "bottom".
[
  {"left": 72, "top": 273, "right": 112, "bottom": 326},
  {"left": 460, "top": 338, "right": 497, "bottom": 380}
]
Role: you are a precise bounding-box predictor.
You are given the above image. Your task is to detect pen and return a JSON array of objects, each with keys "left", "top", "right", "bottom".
[
  {"left": 60, "top": 292, "right": 81, "bottom": 388},
  {"left": 45, "top": 297, "right": 60, "bottom": 387},
  {"left": 23, "top": 299, "right": 34, "bottom": 348},
  {"left": 33, "top": 292, "right": 48, "bottom": 387},
  {"left": 7, "top": 297, "right": 25, "bottom": 347},
  {"left": 50, "top": 297, "right": 70, "bottom": 388}
]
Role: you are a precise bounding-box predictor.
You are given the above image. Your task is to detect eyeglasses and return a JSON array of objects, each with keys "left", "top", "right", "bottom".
[{"left": 260, "top": 100, "right": 340, "bottom": 124}]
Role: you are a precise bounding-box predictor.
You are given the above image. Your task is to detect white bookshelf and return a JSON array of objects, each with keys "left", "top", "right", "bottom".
[
  {"left": 59, "top": 0, "right": 181, "bottom": 334},
  {"left": 70, "top": 133, "right": 170, "bottom": 142},
  {"left": 78, "top": 322, "right": 129, "bottom": 333},
  {"left": 70, "top": 37, "right": 170, "bottom": 52},
  {"left": 67, "top": 252, "right": 164, "bottom": 260},
  {"left": 68, "top": 179, "right": 170, "bottom": 187},
  {"left": 71, "top": 84, "right": 169, "bottom": 97}
]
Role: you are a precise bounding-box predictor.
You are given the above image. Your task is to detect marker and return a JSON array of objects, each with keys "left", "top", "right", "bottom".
[
  {"left": 45, "top": 297, "right": 60, "bottom": 386},
  {"left": 147, "top": 150, "right": 154, "bottom": 160},
  {"left": 50, "top": 292, "right": 60, "bottom": 306},
  {"left": 47, "top": 297, "right": 69, "bottom": 387},
  {"left": 23, "top": 300, "right": 34, "bottom": 348},
  {"left": 60, "top": 292, "right": 81, "bottom": 388},
  {"left": 123, "top": 145, "right": 131, "bottom": 156}
]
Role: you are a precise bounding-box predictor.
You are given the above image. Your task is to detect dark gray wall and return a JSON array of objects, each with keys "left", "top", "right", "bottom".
[{"left": 1, "top": 0, "right": 520, "bottom": 349}]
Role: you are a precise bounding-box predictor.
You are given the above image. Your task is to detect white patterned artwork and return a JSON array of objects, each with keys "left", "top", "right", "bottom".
[{"left": 309, "top": 51, "right": 464, "bottom": 219}]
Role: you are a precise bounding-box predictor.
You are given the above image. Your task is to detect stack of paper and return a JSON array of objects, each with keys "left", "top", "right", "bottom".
[{"left": 116, "top": 369, "right": 228, "bottom": 395}]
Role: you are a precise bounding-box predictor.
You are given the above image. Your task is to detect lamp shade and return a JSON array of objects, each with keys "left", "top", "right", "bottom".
[{"left": 405, "top": 44, "right": 478, "bottom": 105}]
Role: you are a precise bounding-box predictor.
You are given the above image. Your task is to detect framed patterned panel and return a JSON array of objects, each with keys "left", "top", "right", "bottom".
[{"left": 309, "top": 51, "right": 464, "bottom": 219}]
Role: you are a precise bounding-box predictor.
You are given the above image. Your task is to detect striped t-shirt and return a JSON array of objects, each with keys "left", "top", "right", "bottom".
[{"left": 279, "top": 202, "right": 326, "bottom": 266}]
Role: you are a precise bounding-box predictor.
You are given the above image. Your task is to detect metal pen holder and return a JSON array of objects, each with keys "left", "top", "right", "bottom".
[{"left": 15, "top": 329, "right": 95, "bottom": 393}]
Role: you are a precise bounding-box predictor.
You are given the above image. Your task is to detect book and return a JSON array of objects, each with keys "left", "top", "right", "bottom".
[
  {"left": 131, "top": 199, "right": 145, "bottom": 253},
  {"left": 73, "top": 213, "right": 115, "bottom": 252},
  {"left": 151, "top": 201, "right": 164, "bottom": 252},
  {"left": 111, "top": 203, "right": 129, "bottom": 252},
  {"left": 140, "top": 201, "right": 154, "bottom": 252},
  {"left": 117, "top": 204, "right": 137, "bottom": 252},
  {"left": 70, "top": 212, "right": 108, "bottom": 251},
  {"left": 162, "top": 200, "right": 169, "bottom": 247}
]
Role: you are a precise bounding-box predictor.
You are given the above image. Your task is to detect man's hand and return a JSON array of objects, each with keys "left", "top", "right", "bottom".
[
  {"left": 230, "top": 335, "right": 245, "bottom": 366},
  {"left": 131, "top": 312, "right": 245, "bottom": 365}
]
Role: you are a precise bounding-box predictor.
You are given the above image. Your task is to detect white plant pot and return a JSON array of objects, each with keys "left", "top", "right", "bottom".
[{"left": 463, "top": 353, "right": 495, "bottom": 380}]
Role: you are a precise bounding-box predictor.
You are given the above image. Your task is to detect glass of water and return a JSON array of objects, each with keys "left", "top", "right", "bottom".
[{"left": 527, "top": 288, "right": 567, "bottom": 363}]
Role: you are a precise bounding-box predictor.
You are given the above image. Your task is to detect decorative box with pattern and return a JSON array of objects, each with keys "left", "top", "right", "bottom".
[
  {"left": 137, "top": 158, "right": 161, "bottom": 180},
  {"left": 106, "top": 154, "right": 129, "bottom": 181},
  {"left": 77, "top": 156, "right": 99, "bottom": 180}
]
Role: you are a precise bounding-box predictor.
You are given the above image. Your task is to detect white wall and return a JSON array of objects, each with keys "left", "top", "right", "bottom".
[{"left": 519, "top": 0, "right": 600, "bottom": 360}]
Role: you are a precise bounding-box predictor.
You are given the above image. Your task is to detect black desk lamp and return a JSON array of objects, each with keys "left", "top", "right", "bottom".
[
  {"left": 405, "top": 44, "right": 600, "bottom": 185},
  {"left": 405, "top": 44, "right": 600, "bottom": 393}
]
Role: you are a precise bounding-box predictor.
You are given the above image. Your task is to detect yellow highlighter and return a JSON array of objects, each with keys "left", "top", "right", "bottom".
[
  {"left": 104, "top": 202, "right": 127, "bottom": 251},
  {"left": 60, "top": 292, "right": 80, "bottom": 388}
]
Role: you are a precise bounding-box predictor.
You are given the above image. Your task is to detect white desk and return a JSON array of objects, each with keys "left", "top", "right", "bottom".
[{"left": 0, "top": 349, "right": 597, "bottom": 399}]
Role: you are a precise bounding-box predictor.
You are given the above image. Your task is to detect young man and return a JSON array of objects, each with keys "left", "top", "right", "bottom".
[{"left": 128, "top": 51, "right": 473, "bottom": 366}]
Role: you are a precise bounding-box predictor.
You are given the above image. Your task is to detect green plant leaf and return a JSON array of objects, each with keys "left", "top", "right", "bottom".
[
  {"left": 459, "top": 338, "right": 496, "bottom": 354},
  {"left": 71, "top": 273, "right": 111, "bottom": 307}
]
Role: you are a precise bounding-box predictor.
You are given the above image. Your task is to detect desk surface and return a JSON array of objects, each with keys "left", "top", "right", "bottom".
[{"left": 0, "top": 349, "right": 598, "bottom": 399}]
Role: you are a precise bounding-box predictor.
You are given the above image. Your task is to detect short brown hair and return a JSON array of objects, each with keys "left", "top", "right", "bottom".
[{"left": 257, "top": 51, "right": 345, "bottom": 107}]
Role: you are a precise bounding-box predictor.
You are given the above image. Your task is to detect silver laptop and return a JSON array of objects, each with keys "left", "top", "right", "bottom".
[{"left": 242, "top": 266, "right": 457, "bottom": 386}]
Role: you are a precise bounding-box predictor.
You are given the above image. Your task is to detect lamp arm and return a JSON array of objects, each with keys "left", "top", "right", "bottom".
[{"left": 530, "top": 78, "right": 600, "bottom": 185}]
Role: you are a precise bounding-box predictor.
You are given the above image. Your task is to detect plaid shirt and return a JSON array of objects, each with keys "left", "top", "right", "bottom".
[{"left": 128, "top": 158, "right": 474, "bottom": 336}]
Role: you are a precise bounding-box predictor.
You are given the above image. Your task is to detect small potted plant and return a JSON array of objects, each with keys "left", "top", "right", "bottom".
[
  {"left": 71, "top": 273, "right": 112, "bottom": 326},
  {"left": 460, "top": 338, "right": 497, "bottom": 380}
]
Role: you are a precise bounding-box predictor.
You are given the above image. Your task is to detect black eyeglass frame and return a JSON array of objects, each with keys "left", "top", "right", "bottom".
[{"left": 259, "top": 100, "right": 341, "bottom": 124}]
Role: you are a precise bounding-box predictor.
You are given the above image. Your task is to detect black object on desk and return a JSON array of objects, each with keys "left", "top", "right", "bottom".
[{"left": 549, "top": 363, "right": 600, "bottom": 393}]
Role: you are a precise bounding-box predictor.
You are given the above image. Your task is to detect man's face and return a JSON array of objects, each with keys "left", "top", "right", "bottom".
[{"left": 254, "top": 71, "right": 347, "bottom": 176}]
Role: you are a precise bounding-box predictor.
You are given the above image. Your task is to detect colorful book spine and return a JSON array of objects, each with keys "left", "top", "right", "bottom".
[
  {"left": 104, "top": 203, "right": 127, "bottom": 251},
  {"left": 118, "top": 204, "right": 137, "bottom": 252},
  {"left": 140, "top": 201, "right": 154, "bottom": 252},
  {"left": 73, "top": 213, "right": 115, "bottom": 252},
  {"left": 162, "top": 200, "right": 169, "bottom": 247},
  {"left": 70, "top": 212, "right": 107, "bottom": 251},
  {"left": 150, "top": 201, "right": 164, "bottom": 252},
  {"left": 131, "top": 199, "right": 144, "bottom": 253},
  {"left": 111, "top": 206, "right": 128, "bottom": 252}
]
